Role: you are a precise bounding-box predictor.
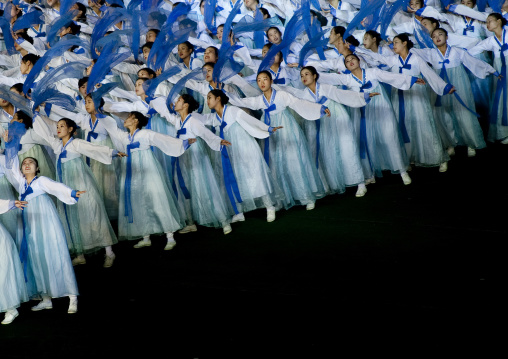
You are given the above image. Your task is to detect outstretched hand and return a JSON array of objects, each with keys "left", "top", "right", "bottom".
[
  {"left": 416, "top": 78, "right": 426, "bottom": 85},
  {"left": 369, "top": 92, "right": 381, "bottom": 98},
  {"left": 75, "top": 191, "right": 86, "bottom": 197},
  {"left": 117, "top": 152, "right": 128, "bottom": 157},
  {"left": 188, "top": 138, "right": 197, "bottom": 145},
  {"left": 287, "top": 63, "right": 299, "bottom": 68},
  {"left": 271, "top": 126, "right": 283, "bottom": 133},
  {"left": 448, "top": 86, "right": 456, "bottom": 94},
  {"left": 15, "top": 200, "right": 28, "bottom": 210},
  {"left": 221, "top": 139, "right": 232, "bottom": 146},
  {"left": 324, "top": 108, "right": 331, "bottom": 117}
]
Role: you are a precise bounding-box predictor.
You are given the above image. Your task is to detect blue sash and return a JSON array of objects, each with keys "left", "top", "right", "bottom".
[
  {"left": 397, "top": 53, "right": 412, "bottom": 144},
  {"left": 262, "top": 90, "right": 277, "bottom": 165},
  {"left": 171, "top": 115, "right": 192, "bottom": 199}
]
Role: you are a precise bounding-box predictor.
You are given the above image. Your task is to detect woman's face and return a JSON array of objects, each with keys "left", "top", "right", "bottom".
[
  {"left": 203, "top": 65, "right": 214, "bottom": 82},
  {"left": 135, "top": 79, "right": 146, "bottom": 97},
  {"left": 200, "top": 1, "right": 205, "bottom": 15},
  {"left": 245, "top": 0, "right": 257, "bottom": 10},
  {"left": 204, "top": 47, "right": 218, "bottom": 63},
  {"left": 146, "top": 30, "right": 157, "bottom": 43},
  {"left": 267, "top": 28, "right": 281, "bottom": 44},
  {"left": 56, "top": 120, "right": 73, "bottom": 138},
  {"left": 486, "top": 15, "right": 502, "bottom": 32},
  {"left": 256, "top": 73, "right": 272, "bottom": 92},
  {"left": 123, "top": 113, "right": 138, "bottom": 129},
  {"left": 421, "top": 19, "right": 437, "bottom": 33},
  {"left": 20, "top": 61, "right": 30, "bottom": 75},
  {"left": 461, "top": 0, "right": 475, "bottom": 8},
  {"left": 0, "top": 98, "right": 9, "bottom": 107},
  {"left": 178, "top": 43, "right": 193, "bottom": 60},
  {"left": 329, "top": 29, "right": 341, "bottom": 44},
  {"left": 173, "top": 96, "right": 186, "bottom": 112},
  {"left": 206, "top": 93, "right": 220, "bottom": 109},
  {"left": 21, "top": 157, "right": 39, "bottom": 176},
  {"left": 344, "top": 55, "right": 360, "bottom": 71},
  {"left": 409, "top": 0, "right": 423, "bottom": 10},
  {"left": 431, "top": 30, "right": 447, "bottom": 47},
  {"left": 47, "top": 0, "right": 59, "bottom": 8},
  {"left": 217, "top": 26, "right": 224, "bottom": 41},
  {"left": 142, "top": 46, "right": 151, "bottom": 61},
  {"left": 392, "top": 37, "right": 407, "bottom": 55},
  {"left": 363, "top": 34, "right": 375, "bottom": 50},
  {"left": 84, "top": 96, "right": 96, "bottom": 113},
  {"left": 137, "top": 70, "right": 153, "bottom": 79},
  {"left": 300, "top": 69, "right": 316, "bottom": 87},
  {"left": 79, "top": 82, "right": 88, "bottom": 98}
]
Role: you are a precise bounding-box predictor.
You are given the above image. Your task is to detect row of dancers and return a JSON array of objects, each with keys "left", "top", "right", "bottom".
[{"left": 2, "top": 0, "right": 508, "bottom": 325}]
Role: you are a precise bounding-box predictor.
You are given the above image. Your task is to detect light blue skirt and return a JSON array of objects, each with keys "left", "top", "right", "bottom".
[
  {"left": 0, "top": 223, "right": 28, "bottom": 312},
  {"left": 0, "top": 176, "right": 18, "bottom": 239},
  {"left": 17, "top": 193, "right": 78, "bottom": 299},
  {"left": 118, "top": 149, "right": 184, "bottom": 240},
  {"left": 57, "top": 157, "right": 118, "bottom": 255}
]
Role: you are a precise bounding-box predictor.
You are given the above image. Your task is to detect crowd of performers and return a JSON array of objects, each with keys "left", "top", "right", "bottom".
[{"left": 1, "top": 0, "right": 507, "bottom": 325}]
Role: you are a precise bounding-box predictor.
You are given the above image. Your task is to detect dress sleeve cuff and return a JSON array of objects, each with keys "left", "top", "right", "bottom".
[
  {"left": 443, "top": 83, "right": 453, "bottom": 95},
  {"left": 320, "top": 106, "right": 328, "bottom": 117},
  {"left": 112, "top": 150, "right": 119, "bottom": 158},
  {"left": 182, "top": 139, "right": 190, "bottom": 150},
  {"left": 350, "top": 45, "right": 357, "bottom": 52},
  {"left": 363, "top": 92, "right": 371, "bottom": 103},
  {"left": 448, "top": 4, "right": 458, "bottom": 13},
  {"left": 494, "top": 71, "right": 500, "bottom": 77},
  {"left": 8, "top": 200, "right": 16, "bottom": 211},
  {"left": 410, "top": 76, "right": 418, "bottom": 88},
  {"left": 71, "top": 190, "right": 80, "bottom": 202},
  {"left": 415, "top": 7, "right": 425, "bottom": 16}
]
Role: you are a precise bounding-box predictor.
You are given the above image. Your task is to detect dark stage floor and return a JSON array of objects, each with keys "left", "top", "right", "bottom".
[{"left": 1, "top": 143, "right": 504, "bottom": 358}]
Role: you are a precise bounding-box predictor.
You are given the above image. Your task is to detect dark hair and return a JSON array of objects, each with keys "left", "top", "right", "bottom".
[
  {"left": 394, "top": 33, "right": 414, "bottom": 50},
  {"left": 488, "top": 13, "right": 508, "bottom": 27},
  {"left": 59, "top": 118, "right": 78, "bottom": 137},
  {"left": 256, "top": 70, "right": 273, "bottom": 81},
  {"left": 21, "top": 157, "right": 40, "bottom": 174},
  {"left": 209, "top": 89, "right": 229, "bottom": 105},
  {"left": 10, "top": 83, "right": 24, "bottom": 95},
  {"left": 332, "top": 26, "right": 346, "bottom": 38},
  {"left": 431, "top": 27, "right": 448, "bottom": 37},
  {"left": 78, "top": 76, "right": 88, "bottom": 88},
  {"left": 262, "top": 43, "right": 283, "bottom": 63},
  {"left": 180, "top": 94, "right": 199, "bottom": 113},
  {"left": 147, "top": 28, "right": 160, "bottom": 36},
  {"left": 422, "top": 17, "right": 440, "bottom": 29},
  {"left": 16, "top": 111, "right": 33, "bottom": 129},
  {"left": 310, "top": 10, "right": 327, "bottom": 27},
  {"left": 345, "top": 35, "right": 360, "bottom": 47},
  {"left": 16, "top": 30, "right": 34, "bottom": 45},
  {"left": 301, "top": 66, "right": 319, "bottom": 81},
  {"left": 259, "top": 7, "right": 270, "bottom": 18},
  {"left": 203, "top": 61, "right": 215, "bottom": 68},
  {"left": 131, "top": 111, "right": 149, "bottom": 129},
  {"left": 365, "top": 30, "right": 382, "bottom": 46},
  {"left": 137, "top": 67, "right": 157, "bottom": 78},
  {"left": 142, "top": 42, "right": 153, "bottom": 51},
  {"left": 21, "top": 53, "right": 40, "bottom": 66},
  {"left": 217, "top": 24, "right": 224, "bottom": 30},
  {"left": 67, "top": 22, "right": 81, "bottom": 36},
  {"left": 75, "top": 2, "right": 87, "bottom": 22}
]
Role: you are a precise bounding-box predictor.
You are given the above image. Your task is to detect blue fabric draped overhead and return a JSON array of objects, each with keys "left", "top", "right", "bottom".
[
  {"left": 46, "top": 10, "right": 80, "bottom": 46},
  {"left": 258, "top": 10, "right": 305, "bottom": 72},
  {"left": 31, "top": 88, "right": 76, "bottom": 113},
  {"left": 86, "top": 42, "right": 132, "bottom": 93},
  {"left": 12, "top": 9, "right": 44, "bottom": 32},
  {"left": 489, "top": 0, "right": 502, "bottom": 13},
  {"left": 91, "top": 8, "right": 132, "bottom": 58},
  {"left": 4, "top": 121, "right": 27, "bottom": 170},
  {"left": 299, "top": 31, "right": 329, "bottom": 67},
  {"left": 142, "top": 66, "right": 182, "bottom": 98},
  {"left": 60, "top": 0, "right": 79, "bottom": 15},
  {"left": 32, "top": 62, "right": 87, "bottom": 100},
  {"left": 0, "top": 85, "right": 32, "bottom": 117},
  {"left": 95, "top": 29, "right": 135, "bottom": 54},
  {"left": 23, "top": 36, "right": 87, "bottom": 94},
  {"left": 204, "top": 0, "right": 219, "bottom": 34},
  {"left": 147, "top": 24, "right": 197, "bottom": 71},
  {"left": 378, "top": 0, "right": 410, "bottom": 40},
  {"left": 344, "top": 0, "right": 386, "bottom": 40},
  {"left": 91, "top": 82, "right": 119, "bottom": 112},
  {"left": 166, "top": 68, "right": 205, "bottom": 111},
  {"left": 0, "top": 3, "right": 16, "bottom": 55},
  {"left": 302, "top": 0, "right": 326, "bottom": 60}
]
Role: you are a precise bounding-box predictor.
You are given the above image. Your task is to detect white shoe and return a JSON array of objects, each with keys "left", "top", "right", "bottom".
[
  {"left": 467, "top": 147, "right": 476, "bottom": 157},
  {"left": 68, "top": 298, "right": 78, "bottom": 314},
  {"left": 223, "top": 224, "right": 232, "bottom": 235},
  {"left": 306, "top": 202, "right": 315, "bottom": 210},
  {"left": 178, "top": 224, "right": 197, "bottom": 234},
  {"left": 72, "top": 256, "right": 86, "bottom": 266},
  {"left": 401, "top": 173, "right": 412, "bottom": 185},
  {"left": 133, "top": 239, "right": 151, "bottom": 248},
  {"left": 31, "top": 300, "right": 53, "bottom": 312},
  {"left": 164, "top": 241, "right": 176, "bottom": 251},
  {"left": 501, "top": 137, "right": 508, "bottom": 144},
  {"left": 103, "top": 254, "right": 116, "bottom": 268},
  {"left": 231, "top": 213, "right": 245, "bottom": 223},
  {"left": 355, "top": 186, "right": 367, "bottom": 197},
  {"left": 2, "top": 310, "right": 18, "bottom": 325},
  {"left": 266, "top": 208, "right": 276, "bottom": 222},
  {"left": 439, "top": 162, "right": 448, "bottom": 173},
  {"left": 447, "top": 147, "right": 455, "bottom": 156}
]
